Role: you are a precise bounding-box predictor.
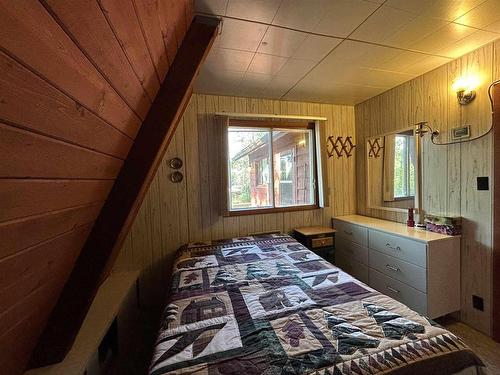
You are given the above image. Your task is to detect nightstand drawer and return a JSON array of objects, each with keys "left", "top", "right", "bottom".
[
  {"left": 333, "top": 220, "right": 368, "bottom": 247},
  {"left": 336, "top": 236, "right": 368, "bottom": 264},
  {"left": 311, "top": 236, "right": 333, "bottom": 248},
  {"left": 369, "top": 230, "right": 427, "bottom": 267},
  {"left": 369, "top": 249, "right": 427, "bottom": 292},
  {"left": 336, "top": 249, "right": 369, "bottom": 284},
  {"left": 369, "top": 268, "right": 427, "bottom": 315}
]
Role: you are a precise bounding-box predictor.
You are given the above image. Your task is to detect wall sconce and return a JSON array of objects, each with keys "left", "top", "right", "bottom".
[{"left": 452, "top": 75, "right": 480, "bottom": 105}]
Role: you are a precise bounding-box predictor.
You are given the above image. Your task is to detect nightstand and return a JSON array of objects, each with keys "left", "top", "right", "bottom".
[{"left": 293, "top": 226, "right": 336, "bottom": 263}]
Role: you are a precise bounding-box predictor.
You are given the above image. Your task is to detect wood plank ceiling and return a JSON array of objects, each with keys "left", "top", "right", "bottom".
[{"left": 0, "top": 1, "right": 193, "bottom": 374}]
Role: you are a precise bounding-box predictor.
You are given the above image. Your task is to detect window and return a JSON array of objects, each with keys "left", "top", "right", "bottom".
[
  {"left": 393, "top": 134, "right": 415, "bottom": 199},
  {"left": 227, "top": 122, "right": 318, "bottom": 213}
]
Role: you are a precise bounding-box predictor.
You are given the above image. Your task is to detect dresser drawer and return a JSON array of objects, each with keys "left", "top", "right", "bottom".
[
  {"left": 336, "top": 236, "right": 368, "bottom": 264},
  {"left": 333, "top": 220, "right": 368, "bottom": 247},
  {"left": 311, "top": 236, "right": 333, "bottom": 248},
  {"left": 336, "top": 249, "right": 369, "bottom": 284},
  {"left": 369, "top": 230, "right": 427, "bottom": 267},
  {"left": 369, "top": 249, "right": 427, "bottom": 292},
  {"left": 369, "top": 268, "right": 427, "bottom": 315}
]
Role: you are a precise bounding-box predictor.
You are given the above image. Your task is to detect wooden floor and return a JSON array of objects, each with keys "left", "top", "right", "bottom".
[{"left": 438, "top": 316, "right": 500, "bottom": 373}]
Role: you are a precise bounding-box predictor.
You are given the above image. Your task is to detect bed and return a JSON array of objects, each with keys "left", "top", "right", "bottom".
[{"left": 149, "top": 234, "right": 487, "bottom": 375}]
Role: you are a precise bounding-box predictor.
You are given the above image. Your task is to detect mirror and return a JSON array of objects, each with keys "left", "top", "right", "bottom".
[{"left": 366, "top": 128, "right": 420, "bottom": 213}]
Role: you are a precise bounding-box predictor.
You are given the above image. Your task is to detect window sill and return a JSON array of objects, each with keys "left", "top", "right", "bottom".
[{"left": 224, "top": 204, "right": 320, "bottom": 217}]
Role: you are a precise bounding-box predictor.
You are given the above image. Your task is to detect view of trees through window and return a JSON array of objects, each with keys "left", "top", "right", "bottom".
[
  {"left": 228, "top": 126, "right": 316, "bottom": 212},
  {"left": 394, "top": 134, "right": 415, "bottom": 198}
]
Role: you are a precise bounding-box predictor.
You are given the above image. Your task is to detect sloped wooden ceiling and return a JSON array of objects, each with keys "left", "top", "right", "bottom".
[{"left": 0, "top": 1, "right": 218, "bottom": 374}]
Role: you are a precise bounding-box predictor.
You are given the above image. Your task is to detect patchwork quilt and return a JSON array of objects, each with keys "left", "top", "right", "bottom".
[{"left": 149, "top": 234, "right": 485, "bottom": 375}]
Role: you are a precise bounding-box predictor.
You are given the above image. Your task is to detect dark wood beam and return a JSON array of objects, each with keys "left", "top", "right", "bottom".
[
  {"left": 493, "top": 83, "right": 500, "bottom": 342},
  {"left": 28, "top": 15, "right": 219, "bottom": 367}
]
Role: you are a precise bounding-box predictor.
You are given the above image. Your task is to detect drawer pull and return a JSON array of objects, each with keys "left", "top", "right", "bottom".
[
  {"left": 344, "top": 230, "right": 353, "bottom": 235},
  {"left": 385, "top": 243, "right": 401, "bottom": 251},
  {"left": 385, "top": 264, "right": 400, "bottom": 272},
  {"left": 386, "top": 285, "right": 400, "bottom": 294}
]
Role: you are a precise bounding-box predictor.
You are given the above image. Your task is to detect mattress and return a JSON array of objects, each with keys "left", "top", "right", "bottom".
[{"left": 149, "top": 234, "right": 486, "bottom": 375}]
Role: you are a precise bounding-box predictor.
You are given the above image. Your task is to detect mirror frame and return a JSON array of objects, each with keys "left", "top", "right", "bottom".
[{"left": 365, "top": 126, "right": 421, "bottom": 214}]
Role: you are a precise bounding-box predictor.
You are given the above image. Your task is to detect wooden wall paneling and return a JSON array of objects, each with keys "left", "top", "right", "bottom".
[
  {"left": 460, "top": 133, "right": 493, "bottom": 334},
  {"left": 43, "top": 0, "right": 151, "bottom": 120},
  {"left": 421, "top": 65, "right": 449, "bottom": 216},
  {"left": 204, "top": 95, "right": 224, "bottom": 239},
  {"left": 29, "top": 16, "right": 219, "bottom": 367},
  {"left": 459, "top": 44, "right": 493, "bottom": 139},
  {"left": 132, "top": 0, "right": 171, "bottom": 81},
  {"left": 0, "top": 179, "right": 113, "bottom": 223},
  {"left": 0, "top": 203, "right": 102, "bottom": 261},
  {"left": 184, "top": 97, "right": 204, "bottom": 242},
  {"left": 0, "top": 223, "right": 93, "bottom": 373},
  {"left": 0, "top": 51, "right": 133, "bottom": 159},
  {"left": 196, "top": 94, "right": 214, "bottom": 240},
  {"left": 0, "top": 0, "right": 141, "bottom": 138},
  {"left": 157, "top": 0, "right": 181, "bottom": 64},
  {"left": 0, "top": 123, "right": 123, "bottom": 179},
  {"left": 99, "top": 0, "right": 161, "bottom": 101}
]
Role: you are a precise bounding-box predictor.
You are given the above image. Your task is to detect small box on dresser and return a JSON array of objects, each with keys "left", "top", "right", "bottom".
[{"left": 332, "top": 215, "right": 461, "bottom": 319}]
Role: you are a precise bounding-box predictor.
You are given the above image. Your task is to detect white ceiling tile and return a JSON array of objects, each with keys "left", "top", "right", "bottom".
[
  {"left": 272, "top": 0, "right": 326, "bottom": 32},
  {"left": 215, "top": 18, "right": 267, "bottom": 52},
  {"left": 454, "top": 0, "right": 500, "bottom": 29},
  {"left": 203, "top": 48, "right": 254, "bottom": 72},
  {"left": 401, "top": 55, "right": 452, "bottom": 75},
  {"left": 238, "top": 72, "right": 274, "bottom": 97},
  {"left": 194, "top": 67, "right": 244, "bottom": 95},
  {"left": 291, "top": 35, "right": 342, "bottom": 61},
  {"left": 247, "top": 53, "right": 288, "bottom": 75},
  {"left": 195, "top": 0, "right": 228, "bottom": 15},
  {"left": 410, "top": 22, "right": 477, "bottom": 55},
  {"left": 437, "top": 29, "right": 500, "bottom": 58},
  {"left": 276, "top": 58, "right": 316, "bottom": 78},
  {"left": 384, "top": 0, "right": 485, "bottom": 21},
  {"left": 257, "top": 26, "right": 308, "bottom": 57},
  {"left": 350, "top": 6, "right": 418, "bottom": 44},
  {"left": 384, "top": 15, "right": 449, "bottom": 49},
  {"left": 313, "top": 0, "right": 379, "bottom": 37},
  {"left": 226, "top": 0, "right": 281, "bottom": 23}
]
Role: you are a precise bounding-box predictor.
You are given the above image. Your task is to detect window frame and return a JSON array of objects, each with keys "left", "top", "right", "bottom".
[{"left": 224, "top": 119, "right": 320, "bottom": 216}]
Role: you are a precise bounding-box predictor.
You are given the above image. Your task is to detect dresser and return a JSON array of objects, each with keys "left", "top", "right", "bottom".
[{"left": 332, "top": 215, "right": 460, "bottom": 319}]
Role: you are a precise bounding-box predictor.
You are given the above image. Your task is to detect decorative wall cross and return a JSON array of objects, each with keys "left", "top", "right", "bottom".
[
  {"left": 368, "top": 138, "right": 383, "bottom": 158},
  {"left": 327, "top": 136, "right": 356, "bottom": 158}
]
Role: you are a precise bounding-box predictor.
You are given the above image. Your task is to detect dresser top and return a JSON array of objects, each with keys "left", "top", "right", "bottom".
[{"left": 332, "top": 215, "right": 459, "bottom": 243}]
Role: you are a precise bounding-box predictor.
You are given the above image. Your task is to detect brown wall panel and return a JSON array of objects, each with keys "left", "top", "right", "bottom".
[
  {"left": 0, "top": 0, "right": 141, "bottom": 137},
  {"left": 0, "top": 202, "right": 102, "bottom": 260},
  {"left": 0, "top": 179, "right": 113, "bottom": 222},
  {"left": 43, "top": 0, "right": 151, "bottom": 119},
  {"left": 0, "top": 50, "right": 133, "bottom": 159},
  {"left": 0, "top": 124, "right": 123, "bottom": 179}
]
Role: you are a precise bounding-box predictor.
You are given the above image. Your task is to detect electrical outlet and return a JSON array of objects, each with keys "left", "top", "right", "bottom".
[
  {"left": 477, "top": 177, "right": 489, "bottom": 191},
  {"left": 472, "top": 295, "right": 484, "bottom": 311}
]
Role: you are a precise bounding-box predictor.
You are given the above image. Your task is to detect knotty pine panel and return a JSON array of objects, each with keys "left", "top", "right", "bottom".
[
  {"left": 0, "top": 0, "right": 141, "bottom": 137},
  {"left": 0, "top": 50, "right": 133, "bottom": 159},
  {"left": 43, "top": 0, "right": 152, "bottom": 118},
  {"left": 355, "top": 41, "right": 496, "bottom": 335},
  {"left": 115, "top": 94, "right": 357, "bottom": 305}
]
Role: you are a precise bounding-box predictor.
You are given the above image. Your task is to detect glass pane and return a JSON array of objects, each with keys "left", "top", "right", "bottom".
[
  {"left": 228, "top": 128, "right": 272, "bottom": 210},
  {"left": 394, "top": 135, "right": 408, "bottom": 198},
  {"left": 408, "top": 136, "right": 416, "bottom": 196},
  {"left": 273, "top": 129, "right": 315, "bottom": 207}
]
